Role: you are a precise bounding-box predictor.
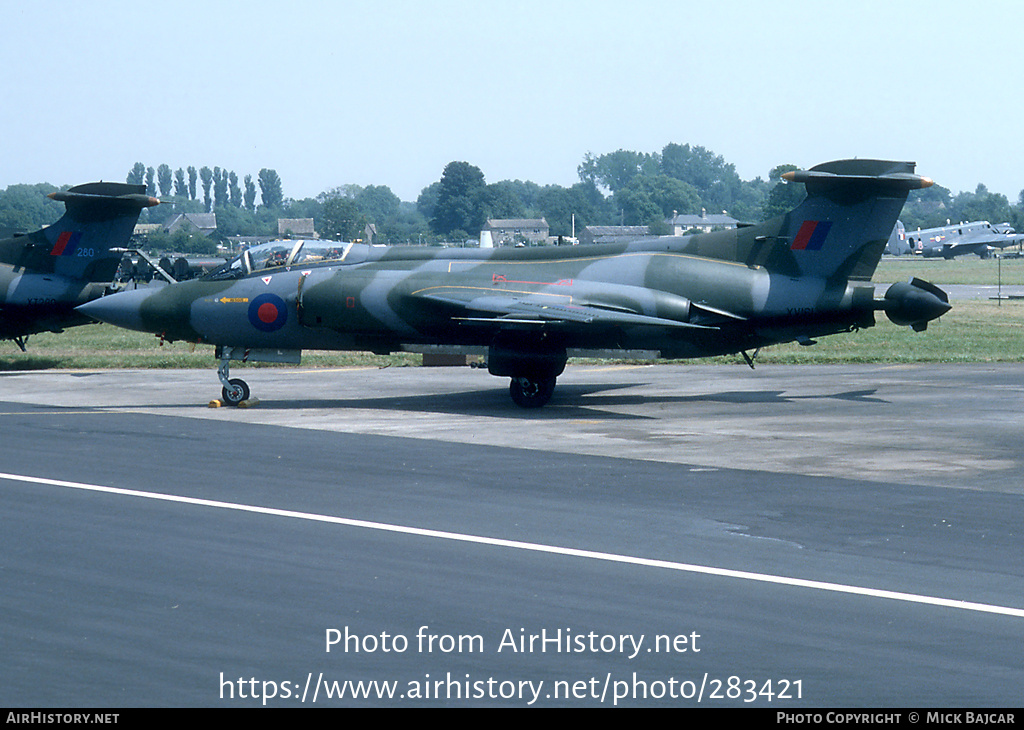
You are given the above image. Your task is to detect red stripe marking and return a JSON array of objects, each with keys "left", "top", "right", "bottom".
[
  {"left": 791, "top": 220, "right": 818, "bottom": 250},
  {"left": 50, "top": 231, "right": 72, "bottom": 256}
]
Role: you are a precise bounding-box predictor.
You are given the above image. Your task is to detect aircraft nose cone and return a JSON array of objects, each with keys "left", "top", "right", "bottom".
[{"left": 77, "top": 286, "right": 160, "bottom": 332}]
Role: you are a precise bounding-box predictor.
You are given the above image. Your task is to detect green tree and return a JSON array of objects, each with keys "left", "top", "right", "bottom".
[
  {"left": 379, "top": 201, "right": 430, "bottom": 244},
  {"left": 157, "top": 164, "right": 173, "bottom": 197},
  {"left": 355, "top": 184, "right": 401, "bottom": 223},
  {"left": 199, "top": 166, "right": 213, "bottom": 212},
  {"left": 145, "top": 167, "right": 156, "bottom": 197},
  {"left": 416, "top": 181, "right": 440, "bottom": 223},
  {"left": 282, "top": 196, "right": 323, "bottom": 225},
  {"left": 187, "top": 166, "right": 198, "bottom": 201},
  {"left": 174, "top": 168, "right": 187, "bottom": 198},
  {"left": 258, "top": 168, "right": 283, "bottom": 209},
  {"left": 615, "top": 185, "right": 661, "bottom": 226},
  {"left": 730, "top": 176, "right": 771, "bottom": 223},
  {"left": 616, "top": 174, "right": 701, "bottom": 225},
  {"left": 320, "top": 195, "right": 365, "bottom": 240},
  {"left": 489, "top": 179, "right": 542, "bottom": 215},
  {"left": 244, "top": 174, "right": 257, "bottom": 212},
  {"left": 127, "top": 162, "right": 146, "bottom": 186},
  {"left": 901, "top": 183, "right": 953, "bottom": 229},
  {"left": 660, "top": 143, "right": 742, "bottom": 211},
  {"left": 211, "top": 203, "right": 258, "bottom": 239},
  {"left": 229, "top": 172, "right": 242, "bottom": 208},
  {"left": 1013, "top": 191, "right": 1024, "bottom": 233},
  {"left": 950, "top": 184, "right": 1012, "bottom": 224},
  {"left": 483, "top": 182, "right": 527, "bottom": 219},
  {"left": 213, "top": 167, "right": 228, "bottom": 209},
  {"left": 578, "top": 149, "right": 659, "bottom": 194},
  {"left": 430, "top": 161, "right": 487, "bottom": 235},
  {"left": 0, "top": 183, "right": 62, "bottom": 232},
  {"left": 520, "top": 179, "right": 614, "bottom": 236},
  {"left": 760, "top": 164, "right": 804, "bottom": 220},
  {"left": 144, "top": 227, "right": 218, "bottom": 255}
]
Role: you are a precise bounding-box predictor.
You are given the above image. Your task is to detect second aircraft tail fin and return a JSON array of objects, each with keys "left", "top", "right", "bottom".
[{"left": 11, "top": 182, "right": 160, "bottom": 282}]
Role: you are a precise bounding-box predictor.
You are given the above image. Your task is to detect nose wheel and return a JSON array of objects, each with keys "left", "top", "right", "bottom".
[
  {"left": 221, "top": 378, "right": 250, "bottom": 406},
  {"left": 217, "top": 346, "right": 251, "bottom": 406}
]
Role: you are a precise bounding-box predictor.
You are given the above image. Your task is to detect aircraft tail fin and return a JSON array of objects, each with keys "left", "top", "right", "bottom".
[
  {"left": 727, "top": 160, "right": 931, "bottom": 281},
  {"left": 774, "top": 160, "right": 931, "bottom": 281},
  {"left": 23, "top": 182, "right": 159, "bottom": 281}
]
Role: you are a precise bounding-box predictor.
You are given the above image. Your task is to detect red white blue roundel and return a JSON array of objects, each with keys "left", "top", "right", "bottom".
[{"left": 248, "top": 293, "right": 288, "bottom": 332}]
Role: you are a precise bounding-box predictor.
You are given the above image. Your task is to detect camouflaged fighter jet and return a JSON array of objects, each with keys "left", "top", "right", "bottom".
[
  {"left": 77, "top": 159, "right": 952, "bottom": 408},
  {"left": 1, "top": 182, "right": 159, "bottom": 349}
]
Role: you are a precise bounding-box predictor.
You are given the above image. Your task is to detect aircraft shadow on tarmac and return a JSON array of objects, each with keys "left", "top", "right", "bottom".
[
  {"left": 0, "top": 371, "right": 889, "bottom": 419},
  {"left": 245, "top": 382, "right": 889, "bottom": 419}
]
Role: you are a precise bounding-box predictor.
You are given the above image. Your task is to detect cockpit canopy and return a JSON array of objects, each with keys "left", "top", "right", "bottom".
[{"left": 206, "top": 239, "right": 357, "bottom": 280}]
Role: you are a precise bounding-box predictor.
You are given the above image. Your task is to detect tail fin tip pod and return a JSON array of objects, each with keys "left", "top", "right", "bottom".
[
  {"left": 782, "top": 159, "right": 933, "bottom": 193},
  {"left": 47, "top": 182, "right": 160, "bottom": 220}
]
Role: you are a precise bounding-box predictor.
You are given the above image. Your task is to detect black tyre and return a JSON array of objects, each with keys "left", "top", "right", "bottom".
[
  {"left": 509, "top": 376, "right": 556, "bottom": 409},
  {"left": 222, "top": 378, "right": 250, "bottom": 406}
]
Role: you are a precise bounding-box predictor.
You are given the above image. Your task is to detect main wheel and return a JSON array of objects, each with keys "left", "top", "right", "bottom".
[
  {"left": 222, "top": 378, "right": 250, "bottom": 406},
  {"left": 509, "top": 376, "right": 556, "bottom": 409}
]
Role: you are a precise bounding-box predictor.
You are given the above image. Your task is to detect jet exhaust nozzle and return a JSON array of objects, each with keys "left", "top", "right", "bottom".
[{"left": 882, "top": 278, "right": 951, "bottom": 331}]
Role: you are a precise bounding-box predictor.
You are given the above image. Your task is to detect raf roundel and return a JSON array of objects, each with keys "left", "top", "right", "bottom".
[{"left": 248, "top": 293, "right": 288, "bottom": 332}]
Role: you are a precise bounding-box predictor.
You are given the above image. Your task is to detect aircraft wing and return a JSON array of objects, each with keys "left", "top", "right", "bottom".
[
  {"left": 414, "top": 291, "right": 719, "bottom": 330},
  {"left": 955, "top": 232, "right": 1024, "bottom": 250}
]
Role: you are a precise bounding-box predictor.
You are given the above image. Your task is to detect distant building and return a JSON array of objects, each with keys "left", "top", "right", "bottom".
[
  {"left": 668, "top": 209, "right": 738, "bottom": 234},
  {"left": 484, "top": 218, "right": 549, "bottom": 247},
  {"left": 278, "top": 218, "right": 316, "bottom": 239},
  {"left": 165, "top": 213, "right": 218, "bottom": 237},
  {"left": 133, "top": 223, "right": 162, "bottom": 236},
  {"left": 579, "top": 226, "right": 654, "bottom": 246}
]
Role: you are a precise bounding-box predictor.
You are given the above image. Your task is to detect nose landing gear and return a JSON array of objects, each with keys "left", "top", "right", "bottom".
[{"left": 216, "top": 346, "right": 251, "bottom": 406}]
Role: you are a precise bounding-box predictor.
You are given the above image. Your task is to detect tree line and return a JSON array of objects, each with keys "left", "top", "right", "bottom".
[
  {"left": 109, "top": 147, "right": 1024, "bottom": 246},
  {"left": 126, "top": 163, "right": 282, "bottom": 213},
  {"left": 3, "top": 144, "right": 1023, "bottom": 249}
]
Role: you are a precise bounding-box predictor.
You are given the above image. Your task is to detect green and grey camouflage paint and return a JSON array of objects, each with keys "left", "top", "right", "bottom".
[
  {"left": 0, "top": 182, "right": 158, "bottom": 347},
  {"left": 79, "top": 160, "right": 950, "bottom": 407}
]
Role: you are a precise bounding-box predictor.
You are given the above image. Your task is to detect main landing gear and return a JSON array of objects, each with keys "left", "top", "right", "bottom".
[
  {"left": 509, "top": 374, "right": 557, "bottom": 408},
  {"left": 488, "top": 338, "right": 567, "bottom": 409}
]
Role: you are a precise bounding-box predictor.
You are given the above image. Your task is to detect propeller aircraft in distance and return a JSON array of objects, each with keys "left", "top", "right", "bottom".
[
  {"left": 905, "top": 220, "right": 1024, "bottom": 259},
  {"left": 78, "top": 159, "right": 951, "bottom": 408}
]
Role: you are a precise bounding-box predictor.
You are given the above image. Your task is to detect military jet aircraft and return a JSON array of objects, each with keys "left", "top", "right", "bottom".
[
  {"left": 78, "top": 159, "right": 951, "bottom": 408},
  {"left": 905, "top": 220, "right": 1024, "bottom": 258},
  {"left": 1, "top": 182, "right": 158, "bottom": 349}
]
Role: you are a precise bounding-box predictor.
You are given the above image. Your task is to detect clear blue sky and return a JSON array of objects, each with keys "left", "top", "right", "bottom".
[{"left": 3, "top": 0, "right": 1022, "bottom": 204}]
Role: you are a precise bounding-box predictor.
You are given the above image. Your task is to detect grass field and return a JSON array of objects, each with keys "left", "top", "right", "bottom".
[
  {"left": 873, "top": 255, "right": 1024, "bottom": 287},
  {"left": 3, "top": 256, "right": 1022, "bottom": 371}
]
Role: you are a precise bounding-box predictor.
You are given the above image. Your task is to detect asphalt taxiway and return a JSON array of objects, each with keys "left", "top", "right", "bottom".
[{"left": 1, "top": 363, "right": 1022, "bottom": 706}]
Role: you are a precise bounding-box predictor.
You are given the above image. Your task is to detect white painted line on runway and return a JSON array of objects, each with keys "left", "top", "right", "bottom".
[{"left": 4, "top": 469, "right": 1024, "bottom": 619}]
